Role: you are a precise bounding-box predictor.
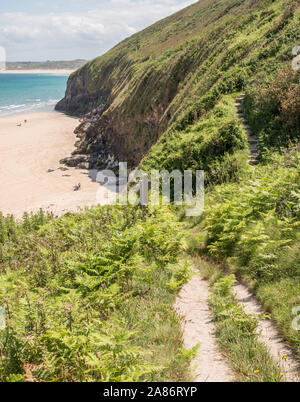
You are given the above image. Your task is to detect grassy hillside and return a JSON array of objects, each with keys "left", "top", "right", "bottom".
[
  {"left": 1, "top": 0, "right": 300, "bottom": 382},
  {"left": 142, "top": 94, "right": 250, "bottom": 186},
  {"left": 57, "top": 0, "right": 300, "bottom": 170},
  {"left": 0, "top": 207, "right": 192, "bottom": 381},
  {"left": 186, "top": 149, "right": 300, "bottom": 358}
]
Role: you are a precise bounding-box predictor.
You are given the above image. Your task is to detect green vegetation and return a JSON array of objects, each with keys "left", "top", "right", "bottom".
[
  {"left": 204, "top": 151, "right": 300, "bottom": 357},
  {"left": 142, "top": 94, "right": 249, "bottom": 186},
  {"left": 61, "top": 0, "right": 300, "bottom": 167},
  {"left": 1, "top": 0, "right": 300, "bottom": 382},
  {"left": 208, "top": 273, "right": 282, "bottom": 382},
  {"left": 245, "top": 68, "right": 300, "bottom": 153},
  {"left": 138, "top": 1, "right": 300, "bottom": 364},
  {"left": 185, "top": 148, "right": 300, "bottom": 360},
  {"left": 0, "top": 206, "right": 192, "bottom": 382}
]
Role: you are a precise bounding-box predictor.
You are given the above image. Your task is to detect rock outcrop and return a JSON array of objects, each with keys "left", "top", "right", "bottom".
[{"left": 55, "top": 66, "right": 107, "bottom": 117}]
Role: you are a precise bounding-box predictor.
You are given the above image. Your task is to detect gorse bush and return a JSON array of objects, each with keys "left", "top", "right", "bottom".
[
  {"left": 0, "top": 205, "right": 191, "bottom": 382},
  {"left": 1, "top": 0, "right": 300, "bottom": 383},
  {"left": 245, "top": 67, "right": 300, "bottom": 152}
]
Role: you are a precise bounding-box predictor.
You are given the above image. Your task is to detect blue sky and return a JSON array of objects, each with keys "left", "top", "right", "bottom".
[
  {"left": 0, "top": 0, "right": 196, "bottom": 61},
  {"left": 1, "top": 0, "right": 111, "bottom": 13}
]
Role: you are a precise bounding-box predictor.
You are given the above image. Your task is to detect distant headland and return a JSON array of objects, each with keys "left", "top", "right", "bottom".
[
  {"left": 4, "top": 59, "right": 87, "bottom": 70},
  {"left": 0, "top": 59, "right": 87, "bottom": 75}
]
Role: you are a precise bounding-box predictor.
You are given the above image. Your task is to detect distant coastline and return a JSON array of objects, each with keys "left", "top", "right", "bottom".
[{"left": 0, "top": 69, "right": 75, "bottom": 76}]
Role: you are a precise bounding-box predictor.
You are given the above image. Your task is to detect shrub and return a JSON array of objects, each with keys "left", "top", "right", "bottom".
[{"left": 245, "top": 67, "right": 300, "bottom": 150}]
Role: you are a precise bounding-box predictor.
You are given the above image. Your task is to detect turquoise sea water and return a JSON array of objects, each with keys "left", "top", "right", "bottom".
[{"left": 0, "top": 74, "right": 68, "bottom": 117}]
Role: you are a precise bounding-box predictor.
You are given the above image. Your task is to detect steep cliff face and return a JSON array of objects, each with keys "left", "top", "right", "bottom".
[
  {"left": 56, "top": 0, "right": 300, "bottom": 170},
  {"left": 56, "top": 65, "right": 107, "bottom": 116}
]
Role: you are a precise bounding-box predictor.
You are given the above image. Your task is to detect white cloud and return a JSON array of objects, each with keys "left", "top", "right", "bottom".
[{"left": 0, "top": 0, "right": 196, "bottom": 61}]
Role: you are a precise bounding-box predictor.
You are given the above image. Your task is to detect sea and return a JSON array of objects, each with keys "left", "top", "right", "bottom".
[{"left": 0, "top": 73, "right": 68, "bottom": 117}]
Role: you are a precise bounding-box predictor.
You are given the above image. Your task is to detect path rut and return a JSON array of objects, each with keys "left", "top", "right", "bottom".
[
  {"left": 235, "top": 94, "right": 260, "bottom": 165},
  {"left": 175, "top": 269, "right": 300, "bottom": 382},
  {"left": 174, "top": 269, "right": 234, "bottom": 382},
  {"left": 233, "top": 283, "right": 300, "bottom": 382}
]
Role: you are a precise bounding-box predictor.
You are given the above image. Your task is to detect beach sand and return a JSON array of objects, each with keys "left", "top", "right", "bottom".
[
  {"left": 0, "top": 69, "right": 75, "bottom": 76},
  {"left": 0, "top": 112, "right": 113, "bottom": 218}
]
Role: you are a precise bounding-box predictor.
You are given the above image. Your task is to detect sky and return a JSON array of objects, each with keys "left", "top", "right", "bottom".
[{"left": 0, "top": 0, "right": 196, "bottom": 62}]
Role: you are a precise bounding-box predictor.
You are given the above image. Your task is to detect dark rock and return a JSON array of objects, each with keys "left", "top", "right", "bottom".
[
  {"left": 55, "top": 66, "right": 108, "bottom": 117},
  {"left": 76, "top": 162, "right": 90, "bottom": 170},
  {"left": 60, "top": 155, "right": 89, "bottom": 167}
]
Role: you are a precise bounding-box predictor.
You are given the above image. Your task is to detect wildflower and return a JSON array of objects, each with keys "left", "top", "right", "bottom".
[
  {"left": 254, "top": 370, "right": 260, "bottom": 374},
  {"left": 65, "top": 303, "right": 73, "bottom": 311},
  {"left": 280, "top": 372, "right": 284, "bottom": 376},
  {"left": 281, "top": 354, "right": 287, "bottom": 360}
]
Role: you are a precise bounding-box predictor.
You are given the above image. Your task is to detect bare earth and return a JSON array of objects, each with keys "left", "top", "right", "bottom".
[
  {"left": 0, "top": 112, "right": 112, "bottom": 218},
  {"left": 233, "top": 283, "right": 300, "bottom": 382},
  {"left": 0, "top": 70, "right": 75, "bottom": 76},
  {"left": 174, "top": 269, "right": 234, "bottom": 382},
  {"left": 175, "top": 267, "right": 300, "bottom": 382}
]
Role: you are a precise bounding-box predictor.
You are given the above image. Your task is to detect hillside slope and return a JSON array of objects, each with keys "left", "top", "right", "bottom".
[
  {"left": 56, "top": 0, "right": 300, "bottom": 170},
  {"left": 1, "top": 0, "right": 300, "bottom": 382}
]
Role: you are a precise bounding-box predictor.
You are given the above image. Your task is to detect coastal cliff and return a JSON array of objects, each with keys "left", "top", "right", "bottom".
[
  {"left": 2, "top": 0, "right": 300, "bottom": 383},
  {"left": 56, "top": 0, "right": 300, "bottom": 170}
]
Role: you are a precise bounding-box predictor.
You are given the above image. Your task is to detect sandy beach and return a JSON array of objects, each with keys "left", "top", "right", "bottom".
[
  {"left": 0, "top": 112, "right": 114, "bottom": 218},
  {"left": 0, "top": 69, "right": 75, "bottom": 75}
]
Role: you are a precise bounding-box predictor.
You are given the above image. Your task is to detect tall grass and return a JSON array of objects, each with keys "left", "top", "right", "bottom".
[
  {"left": 0, "top": 206, "right": 192, "bottom": 382},
  {"left": 188, "top": 150, "right": 300, "bottom": 358}
]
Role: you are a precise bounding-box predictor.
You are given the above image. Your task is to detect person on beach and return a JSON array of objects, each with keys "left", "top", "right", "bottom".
[{"left": 74, "top": 183, "right": 81, "bottom": 191}]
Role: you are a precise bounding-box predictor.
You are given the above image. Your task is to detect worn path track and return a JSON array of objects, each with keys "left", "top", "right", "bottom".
[
  {"left": 235, "top": 95, "right": 260, "bottom": 165},
  {"left": 233, "top": 283, "right": 300, "bottom": 382},
  {"left": 174, "top": 95, "right": 300, "bottom": 382},
  {"left": 174, "top": 269, "right": 234, "bottom": 382},
  {"left": 175, "top": 269, "right": 300, "bottom": 382}
]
